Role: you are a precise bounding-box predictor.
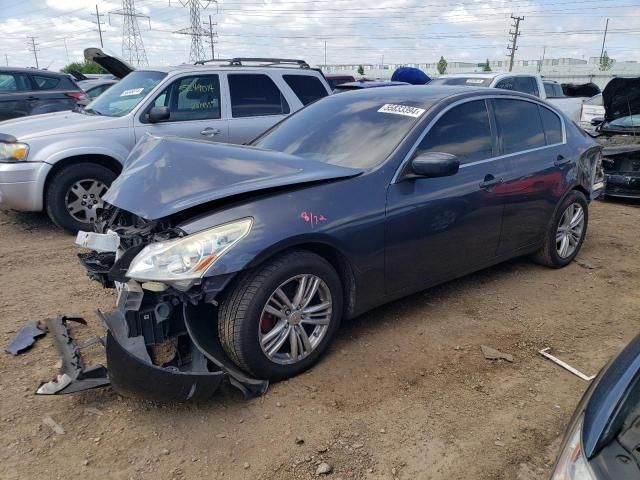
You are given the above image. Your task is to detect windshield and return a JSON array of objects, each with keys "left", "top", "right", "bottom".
[
  {"left": 253, "top": 94, "right": 425, "bottom": 169},
  {"left": 606, "top": 114, "right": 640, "bottom": 129},
  {"left": 84, "top": 71, "right": 166, "bottom": 117},
  {"left": 429, "top": 77, "right": 493, "bottom": 87}
]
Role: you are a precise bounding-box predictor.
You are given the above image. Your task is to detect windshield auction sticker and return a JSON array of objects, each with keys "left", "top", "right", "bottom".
[
  {"left": 378, "top": 104, "right": 426, "bottom": 118},
  {"left": 120, "top": 88, "right": 144, "bottom": 96}
]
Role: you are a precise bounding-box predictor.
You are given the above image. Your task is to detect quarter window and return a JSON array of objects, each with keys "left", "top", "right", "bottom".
[
  {"left": 229, "top": 74, "right": 290, "bottom": 117},
  {"left": 493, "top": 98, "right": 546, "bottom": 154},
  {"left": 539, "top": 105, "right": 563, "bottom": 145},
  {"left": 33, "top": 75, "right": 60, "bottom": 90},
  {"left": 283, "top": 74, "right": 328, "bottom": 106},
  {"left": 496, "top": 76, "right": 539, "bottom": 97},
  {"left": 417, "top": 100, "right": 493, "bottom": 164},
  {"left": 149, "top": 75, "right": 221, "bottom": 121}
]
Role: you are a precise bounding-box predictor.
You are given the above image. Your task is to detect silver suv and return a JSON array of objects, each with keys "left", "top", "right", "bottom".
[{"left": 0, "top": 52, "right": 330, "bottom": 231}]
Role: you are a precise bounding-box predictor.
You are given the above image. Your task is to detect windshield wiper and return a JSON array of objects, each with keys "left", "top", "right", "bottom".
[{"left": 83, "top": 108, "right": 103, "bottom": 116}]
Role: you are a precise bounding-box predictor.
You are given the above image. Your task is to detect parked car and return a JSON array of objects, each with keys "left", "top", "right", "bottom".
[
  {"left": 333, "top": 80, "right": 408, "bottom": 92},
  {"left": 581, "top": 94, "right": 605, "bottom": 131},
  {"left": 0, "top": 67, "right": 88, "bottom": 121},
  {"left": 590, "top": 77, "right": 640, "bottom": 199},
  {"left": 0, "top": 50, "right": 331, "bottom": 232},
  {"left": 77, "top": 78, "right": 118, "bottom": 103},
  {"left": 429, "top": 72, "right": 584, "bottom": 122},
  {"left": 550, "top": 334, "right": 640, "bottom": 480},
  {"left": 324, "top": 74, "right": 355, "bottom": 89},
  {"left": 41, "top": 86, "right": 605, "bottom": 401}
]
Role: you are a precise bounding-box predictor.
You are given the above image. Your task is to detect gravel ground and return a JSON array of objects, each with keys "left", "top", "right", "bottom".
[{"left": 1, "top": 199, "right": 638, "bottom": 480}]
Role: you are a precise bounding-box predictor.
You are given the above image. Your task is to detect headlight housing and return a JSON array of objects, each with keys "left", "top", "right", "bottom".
[
  {"left": 0, "top": 142, "right": 29, "bottom": 162},
  {"left": 551, "top": 416, "right": 596, "bottom": 480},
  {"left": 126, "top": 218, "right": 252, "bottom": 288}
]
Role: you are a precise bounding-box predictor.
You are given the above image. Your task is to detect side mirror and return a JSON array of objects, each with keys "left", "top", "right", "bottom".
[
  {"left": 590, "top": 116, "right": 604, "bottom": 126},
  {"left": 148, "top": 106, "right": 170, "bottom": 123},
  {"left": 409, "top": 152, "right": 460, "bottom": 178}
]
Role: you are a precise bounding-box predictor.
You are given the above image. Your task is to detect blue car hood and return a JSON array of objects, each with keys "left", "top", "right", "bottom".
[{"left": 103, "top": 135, "right": 362, "bottom": 220}]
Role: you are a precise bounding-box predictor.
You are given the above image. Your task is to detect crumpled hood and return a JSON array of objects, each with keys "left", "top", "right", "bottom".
[
  {"left": 0, "top": 110, "right": 128, "bottom": 141},
  {"left": 104, "top": 135, "right": 362, "bottom": 220},
  {"left": 602, "top": 77, "right": 640, "bottom": 123}
]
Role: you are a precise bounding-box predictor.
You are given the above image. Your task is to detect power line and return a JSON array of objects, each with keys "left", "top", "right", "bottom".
[
  {"left": 27, "top": 36, "right": 40, "bottom": 69},
  {"left": 173, "top": 0, "right": 216, "bottom": 63},
  {"left": 507, "top": 14, "right": 524, "bottom": 72},
  {"left": 91, "top": 4, "right": 106, "bottom": 48},
  {"left": 110, "top": 0, "right": 150, "bottom": 67}
]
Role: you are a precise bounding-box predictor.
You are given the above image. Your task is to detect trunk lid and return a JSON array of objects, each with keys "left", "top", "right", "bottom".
[{"left": 602, "top": 77, "right": 640, "bottom": 123}]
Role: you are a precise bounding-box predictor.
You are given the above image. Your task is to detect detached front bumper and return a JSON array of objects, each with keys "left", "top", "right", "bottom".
[
  {"left": 0, "top": 161, "right": 50, "bottom": 211},
  {"left": 604, "top": 173, "right": 640, "bottom": 199}
]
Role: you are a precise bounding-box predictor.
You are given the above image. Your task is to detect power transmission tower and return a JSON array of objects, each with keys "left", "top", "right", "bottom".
[
  {"left": 27, "top": 36, "right": 40, "bottom": 69},
  {"left": 203, "top": 14, "right": 218, "bottom": 60},
  {"left": 110, "top": 0, "right": 150, "bottom": 67},
  {"left": 506, "top": 14, "right": 524, "bottom": 72},
  {"left": 91, "top": 4, "right": 106, "bottom": 48},
  {"left": 174, "top": 0, "right": 216, "bottom": 63}
]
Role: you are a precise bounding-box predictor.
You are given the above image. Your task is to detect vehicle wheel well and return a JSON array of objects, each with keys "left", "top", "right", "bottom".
[
  {"left": 252, "top": 243, "right": 357, "bottom": 320},
  {"left": 44, "top": 155, "right": 122, "bottom": 203},
  {"left": 572, "top": 185, "right": 589, "bottom": 199}
]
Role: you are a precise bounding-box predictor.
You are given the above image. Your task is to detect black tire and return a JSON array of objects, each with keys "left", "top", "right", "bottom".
[
  {"left": 533, "top": 190, "right": 589, "bottom": 268},
  {"left": 218, "top": 250, "right": 343, "bottom": 381},
  {"left": 45, "top": 162, "right": 117, "bottom": 233}
]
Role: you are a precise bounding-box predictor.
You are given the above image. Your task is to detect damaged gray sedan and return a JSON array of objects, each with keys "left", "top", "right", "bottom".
[{"left": 38, "top": 86, "right": 604, "bottom": 402}]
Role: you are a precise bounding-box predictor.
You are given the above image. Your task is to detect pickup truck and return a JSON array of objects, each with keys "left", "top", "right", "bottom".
[
  {"left": 429, "top": 72, "right": 584, "bottom": 123},
  {"left": 0, "top": 50, "right": 331, "bottom": 232}
]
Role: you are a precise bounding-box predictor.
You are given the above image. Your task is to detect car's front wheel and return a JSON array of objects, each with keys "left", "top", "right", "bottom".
[
  {"left": 218, "top": 250, "right": 343, "bottom": 381},
  {"left": 533, "top": 190, "right": 589, "bottom": 268},
  {"left": 45, "top": 162, "right": 117, "bottom": 233}
]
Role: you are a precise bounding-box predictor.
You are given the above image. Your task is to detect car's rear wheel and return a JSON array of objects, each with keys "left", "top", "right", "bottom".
[
  {"left": 45, "top": 163, "right": 117, "bottom": 233},
  {"left": 218, "top": 250, "right": 343, "bottom": 381},
  {"left": 533, "top": 190, "right": 588, "bottom": 268}
]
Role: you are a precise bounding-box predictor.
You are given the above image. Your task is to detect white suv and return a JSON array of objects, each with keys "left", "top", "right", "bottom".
[{"left": 0, "top": 50, "right": 330, "bottom": 231}]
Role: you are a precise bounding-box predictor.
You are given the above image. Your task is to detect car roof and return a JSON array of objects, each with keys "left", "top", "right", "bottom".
[
  {"left": 0, "top": 67, "right": 68, "bottom": 77},
  {"left": 133, "top": 65, "right": 323, "bottom": 76},
  {"left": 336, "top": 81, "right": 409, "bottom": 89},
  {"left": 437, "top": 72, "right": 528, "bottom": 79}
]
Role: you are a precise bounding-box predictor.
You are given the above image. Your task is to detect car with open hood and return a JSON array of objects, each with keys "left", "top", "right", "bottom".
[
  {"left": 550, "top": 334, "right": 640, "bottom": 480},
  {"left": 0, "top": 48, "right": 331, "bottom": 232},
  {"left": 37, "top": 85, "right": 605, "bottom": 402},
  {"left": 589, "top": 77, "right": 640, "bottom": 199}
]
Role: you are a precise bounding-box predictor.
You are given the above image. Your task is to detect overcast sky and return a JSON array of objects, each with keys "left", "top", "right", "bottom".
[{"left": 1, "top": 0, "right": 638, "bottom": 71}]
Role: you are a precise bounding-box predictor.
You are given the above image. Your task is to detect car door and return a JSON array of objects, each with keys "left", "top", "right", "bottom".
[
  {"left": 385, "top": 99, "right": 508, "bottom": 294},
  {"left": 0, "top": 72, "right": 32, "bottom": 120},
  {"left": 493, "top": 98, "right": 570, "bottom": 255},
  {"left": 226, "top": 73, "right": 292, "bottom": 144},
  {"left": 135, "top": 74, "right": 229, "bottom": 143}
]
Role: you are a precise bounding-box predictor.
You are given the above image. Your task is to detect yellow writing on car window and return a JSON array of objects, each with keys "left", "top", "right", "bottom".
[
  {"left": 179, "top": 82, "right": 217, "bottom": 93},
  {"left": 191, "top": 100, "right": 218, "bottom": 110}
]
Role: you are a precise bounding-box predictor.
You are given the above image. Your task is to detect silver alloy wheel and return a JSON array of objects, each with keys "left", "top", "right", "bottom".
[
  {"left": 556, "top": 202, "right": 585, "bottom": 258},
  {"left": 65, "top": 179, "right": 108, "bottom": 223},
  {"left": 258, "top": 274, "right": 332, "bottom": 365}
]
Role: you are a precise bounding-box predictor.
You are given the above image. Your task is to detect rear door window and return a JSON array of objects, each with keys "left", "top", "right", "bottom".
[
  {"left": 417, "top": 99, "right": 494, "bottom": 164},
  {"left": 539, "top": 105, "right": 563, "bottom": 145},
  {"left": 32, "top": 75, "right": 60, "bottom": 90},
  {"left": 228, "top": 74, "right": 290, "bottom": 117},
  {"left": 283, "top": 74, "right": 328, "bottom": 106},
  {"left": 493, "top": 98, "right": 546, "bottom": 154},
  {"left": 0, "top": 73, "right": 30, "bottom": 92},
  {"left": 496, "top": 76, "right": 539, "bottom": 97}
]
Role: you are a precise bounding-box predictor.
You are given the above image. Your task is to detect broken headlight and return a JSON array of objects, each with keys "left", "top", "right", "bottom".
[
  {"left": 0, "top": 142, "right": 29, "bottom": 162},
  {"left": 550, "top": 415, "right": 596, "bottom": 480},
  {"left": 126, "top": 218, "right": 252, "bottom": 288}
]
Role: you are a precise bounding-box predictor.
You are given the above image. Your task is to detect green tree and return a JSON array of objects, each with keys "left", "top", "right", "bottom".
[
  {"left": 483, "top": 58, "right": 492, "bottom": 72},
  {"left": 61, "top": 60, "right": 106, "bottom": 75},
  {"left": 599, "top": 51, "right": 613, "bottom": 71},
  {"left": 357, "top": 65, "right": 365, "bottom": 76},
  {"left": 437, "top": 56, "right": 447, "bottom": 75}
]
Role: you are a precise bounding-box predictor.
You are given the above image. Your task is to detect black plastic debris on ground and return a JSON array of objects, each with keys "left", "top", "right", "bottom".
[{"left": 5, "top": 320, "right": 48, "bottom": 355}]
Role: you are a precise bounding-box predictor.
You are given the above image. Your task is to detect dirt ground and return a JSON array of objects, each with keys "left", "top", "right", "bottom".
[{"left": 1, "top": 199, "right": 638, "bottom": 480}]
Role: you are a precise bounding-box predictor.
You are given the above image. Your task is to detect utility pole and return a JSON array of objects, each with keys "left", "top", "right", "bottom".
[
  {"left": 599, "top": 18, "right": 609, "bottom": 63},
  {"left": 91, "top": 5, "right": 106, "bottom": 48},
  {"left": 63, "top": 37, "right": 70, "bottom": 63},
  {"left": 507, "top": 14, "right": 524, "bottom": 72},
  {"left": 324, "top": 41, "right": 327, "bottom": 67},
  {"left": 110, "top": 0, "right": 150, "bottom": 67},
  {"left": 203, "top": 13, "right": 217, "bottom": 60},
  {"left": 538, "top": 45, "right": 546, "bottom": 73},
  {"left": 4, "top": 54, "right": 8, "bottom": 67},
  {"left": 174, "top": 0, "right": 216, "bottom": 63},
  {"left": 27, "top": 36, "right": 40, "bottom": 69}
]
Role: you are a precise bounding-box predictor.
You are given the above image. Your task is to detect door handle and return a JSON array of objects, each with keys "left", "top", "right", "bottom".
[
  {"left": 479, "top": 174, "right": 503, "bottom": 189},
  {"left": 554, "top": 155, "right": 570, "bottom": 167},
  {"left": 200, "top": 127, "right": 221, "bottom": 137},
  {"left": 26, "top": 96, "right": 39, "bottom": 101}
]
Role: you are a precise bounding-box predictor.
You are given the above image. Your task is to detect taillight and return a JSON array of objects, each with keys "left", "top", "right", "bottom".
[{"left": 66, "top": 91, "right": 88, "bottom": 100}]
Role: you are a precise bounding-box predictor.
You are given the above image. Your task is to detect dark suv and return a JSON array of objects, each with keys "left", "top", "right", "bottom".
[{"left": 0, "top": 67, "right": 88, "bottom": 121}]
